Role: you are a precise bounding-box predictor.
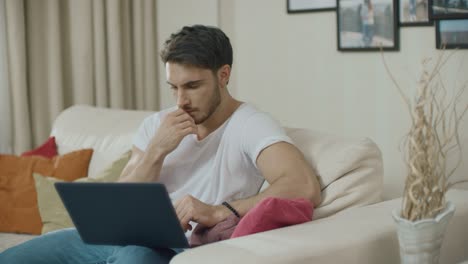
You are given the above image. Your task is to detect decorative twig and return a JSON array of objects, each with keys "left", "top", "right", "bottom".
[{"left": 382, "top": 50, "right": 467, "bottom": 221}]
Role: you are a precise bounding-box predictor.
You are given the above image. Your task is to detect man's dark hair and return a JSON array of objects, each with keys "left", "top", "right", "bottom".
[{"left": 160, "top": 25, "right": 233, "bottom": 72}]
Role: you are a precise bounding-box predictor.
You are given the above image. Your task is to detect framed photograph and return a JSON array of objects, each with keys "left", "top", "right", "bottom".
[
  {"left": 287, "top": 0, "right": 336, "bottom": 13},
  {"left": 436, "top": 19, "right": 468, "bottom": 48},
  {"left": 429, "top": 0, "right": 468, "bottom": 19},
  {"left": 399, "top": 0, "right": 434, "bottom": 25},
  {"left": 337, "top": 0, "right": 399, "bottom": 51}
]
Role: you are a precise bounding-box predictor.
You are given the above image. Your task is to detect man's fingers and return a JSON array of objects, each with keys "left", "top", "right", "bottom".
[
  {"left": 172, "top": 108, "right": 194, "bottom": 121},
  {"left": 174, "top": 112, "right": 195, "bottom": 124},
  {"left": 181, "top": 126, "right": 197, "bottom": 136},
  {"left": 173, "top": 196, "right": 199, "bottom": 232},
  {"left": 174, "top": 201, "right": 182, "bottom": 218},
  {"left": 178, "top": 206, "right": 193, "bottom": 232},
  {"left": 178, "top": 121, "right": 198, "bottom": 135},
  {"left": 174, "top": 198, "right": 189, "bottom": 221},
  {"left": 178, "top": 120, "right": 194, "bottom": 129},
  {"left": 171, "top": 108, "right": 186, "bottom": 116},
  {"left": 181, "top": 214, "right": 192, "bottom": 232}
]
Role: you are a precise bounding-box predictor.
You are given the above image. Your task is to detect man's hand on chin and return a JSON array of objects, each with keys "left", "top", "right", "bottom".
[{"left": 174, "top": 195, "right": 231, "bottom": 232}]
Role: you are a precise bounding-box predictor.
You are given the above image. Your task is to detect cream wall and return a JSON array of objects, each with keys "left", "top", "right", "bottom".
[{"left": 156, "top": 0, "right": 468, "bottom": 199}]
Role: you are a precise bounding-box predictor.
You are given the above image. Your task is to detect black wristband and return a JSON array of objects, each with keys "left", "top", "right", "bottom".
[{"left": 222, "top": 201, "right": 240, "bottom": 218}]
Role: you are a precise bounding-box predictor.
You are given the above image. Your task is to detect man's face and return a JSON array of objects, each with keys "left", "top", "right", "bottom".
[{"left": 166, "top": 62, "right": 221, "bottom": 125}]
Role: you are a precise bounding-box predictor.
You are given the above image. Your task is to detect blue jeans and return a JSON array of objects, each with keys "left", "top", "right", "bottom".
[
  {"left": 0, "top": 228, "right": 183, "bottom": 264},
  {"left": 361, "top": 24, "right": 374, "bottom": 46}
]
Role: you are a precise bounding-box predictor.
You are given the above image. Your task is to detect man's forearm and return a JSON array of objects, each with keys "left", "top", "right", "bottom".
[{"left": 119, "top": 151, "right": 166, "bottom": 182}]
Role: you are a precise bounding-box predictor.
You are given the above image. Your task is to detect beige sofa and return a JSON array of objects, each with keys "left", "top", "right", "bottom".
[{"left": 1, "top": 105, "right": 467, "bottom": 264}]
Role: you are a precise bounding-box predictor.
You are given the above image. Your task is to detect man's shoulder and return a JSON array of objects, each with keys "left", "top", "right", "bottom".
[
  {"left": 233, "top": 103, "right": 263, "bottom": 119},
  {"left": 237, "top": 103, "right": 277, "bottom": 119},
  {"left": 229, "top": 103, "right": 279, "bottom": 128}
]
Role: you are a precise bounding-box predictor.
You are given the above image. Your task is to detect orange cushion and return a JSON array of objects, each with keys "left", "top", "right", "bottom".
[{"left": 0, "top": 149, "right": 93, "bottom": 234}]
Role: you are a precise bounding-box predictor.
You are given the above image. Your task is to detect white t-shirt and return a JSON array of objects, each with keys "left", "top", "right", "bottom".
[{"left": 133, "top": 103, "right": 293, "bottom": 206}]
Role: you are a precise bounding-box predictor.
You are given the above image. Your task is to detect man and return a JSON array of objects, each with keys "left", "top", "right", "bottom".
[{"left": 0, "top": 25, "right": 321, "bottom": 264}]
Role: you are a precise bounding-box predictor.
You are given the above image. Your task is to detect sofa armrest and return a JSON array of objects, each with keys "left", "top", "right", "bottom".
[{"left": 171, "top": 189, "right": 468, "bottom": 264}]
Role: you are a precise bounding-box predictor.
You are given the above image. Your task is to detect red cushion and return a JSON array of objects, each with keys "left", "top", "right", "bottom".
[
  {"left": 21, "top": 137, "right": 58, "bottom": 158},
  {"left": 231, "top": 197, "right": 314, "bottom": 238}
]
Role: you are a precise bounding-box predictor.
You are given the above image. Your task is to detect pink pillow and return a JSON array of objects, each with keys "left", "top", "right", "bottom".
[
  {"left": 231, "top": 197, "right": 314, "bottom": 238},
  {"left": 21, "top": 137, "right": 58, "bottom": 158}
]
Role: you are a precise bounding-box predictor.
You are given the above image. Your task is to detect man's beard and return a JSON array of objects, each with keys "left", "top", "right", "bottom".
[{"left": 194, "top": 85, "right": 221, "bottom": 125}]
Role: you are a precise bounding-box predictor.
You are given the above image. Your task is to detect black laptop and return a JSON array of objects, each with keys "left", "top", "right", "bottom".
[{"left": 54, "top": 182, "right": 189, "bottom": 249}]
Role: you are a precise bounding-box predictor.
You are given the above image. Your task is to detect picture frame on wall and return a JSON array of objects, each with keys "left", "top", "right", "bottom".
[
  {"left": 287, "top": 0, "right": 336, "bottom": 13},
  {"left": 436, "top": 19, "right": 468, "bottom": 48},
  {"left": 337, "top": 0, "right": 399, "bottom": 51},
  {"left": 429, "top": 0, "right": 468, "bottom": 19},
  {"left": 399, "top": 0, "right": 434, "bottom": 26}
]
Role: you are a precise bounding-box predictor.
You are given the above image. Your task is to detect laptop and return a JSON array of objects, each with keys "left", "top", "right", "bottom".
[{"left": 54, "top": 182, "right": 189, "bottom": 249}]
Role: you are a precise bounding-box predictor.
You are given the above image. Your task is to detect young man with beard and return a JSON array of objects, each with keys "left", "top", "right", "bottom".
[{"left": 0, "top": 25, "right": 321, "bottom": 264}]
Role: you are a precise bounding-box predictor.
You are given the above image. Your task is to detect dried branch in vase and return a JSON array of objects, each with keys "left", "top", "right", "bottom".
[{"left": 382, "top": 51, "right": 468, "bottom": 221}]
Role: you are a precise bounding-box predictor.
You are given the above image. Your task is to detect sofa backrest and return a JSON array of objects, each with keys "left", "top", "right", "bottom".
[
  {"left": 51, "top": 105, "right": 383, "bottom": 219},
  {"left": 51, "top": 105, "right": 153, "bottom": 178}
]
